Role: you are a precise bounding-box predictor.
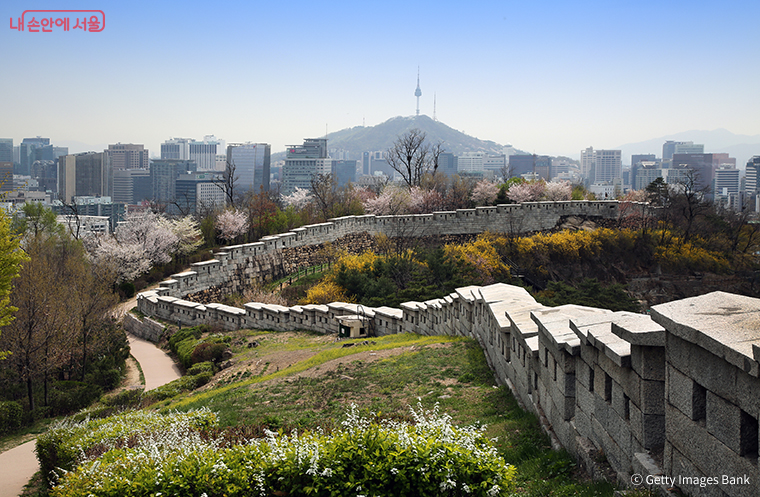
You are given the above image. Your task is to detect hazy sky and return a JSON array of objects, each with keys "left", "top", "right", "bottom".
[{"left": 3, "top": 0, "right": 759, "bottom": 158}]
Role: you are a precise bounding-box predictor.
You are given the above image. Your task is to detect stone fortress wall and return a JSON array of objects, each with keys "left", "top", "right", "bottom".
[{"left": 134, "top": 200, "right": 759, "bottom": 497}]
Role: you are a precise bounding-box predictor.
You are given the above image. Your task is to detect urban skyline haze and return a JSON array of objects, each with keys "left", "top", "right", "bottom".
[{"left": 2, "top": 0, "right": 759, "bottom": 160}]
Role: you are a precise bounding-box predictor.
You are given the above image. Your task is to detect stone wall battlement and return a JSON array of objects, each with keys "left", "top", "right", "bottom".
[
  {"left": 134, "top": 199, "right": 760, "bottom": 496},
  {"left": 155, "top": 200, "right": 624, "bottom": 298},
  {"left": 135, "top": 284, "right": 760, "bottom": 497}
]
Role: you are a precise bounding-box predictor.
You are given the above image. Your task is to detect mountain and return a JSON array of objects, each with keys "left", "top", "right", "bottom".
[
  {"left": 615, "top": 129, "right": 760, "bottom": 168},
  {"left": 272, "top": 115, "right": 520, "bottom": 161}
]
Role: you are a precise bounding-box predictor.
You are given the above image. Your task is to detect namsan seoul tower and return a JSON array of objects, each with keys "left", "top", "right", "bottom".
[{"left": 414, "top": 67, "right": 422, "bottom": 116}]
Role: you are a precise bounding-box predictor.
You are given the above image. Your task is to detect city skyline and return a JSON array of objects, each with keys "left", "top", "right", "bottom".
[{"left": 2, "top": 0, "right": 759, "bottom": 160}]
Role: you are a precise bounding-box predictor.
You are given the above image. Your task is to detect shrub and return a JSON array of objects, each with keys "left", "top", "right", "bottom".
[
  {"left": 168, "top": 326, "right": 204, "bottom": 354},
  {"left": 49, "top": 381, "right": 103, "bottom": 416},
  {"left": 102, "top": 388, "right": 144, "bottom": 408},
  {"left": 189, "top": 342, "right": 227, "bottom": 368},
  {"left": 0, "top": 400, "right": 23, "bottom": 435},
  {"left": 187, "top": 361, "right": 215, "bottom": 376},
  {"left": 37, "top": 408, "right": 217, "bottom": 486},
  {"left": 175, "top": 337, "right": 200, "bottom": 368},
  {"left": 49, "top": 404, "right": 516, "bottom": 497}
]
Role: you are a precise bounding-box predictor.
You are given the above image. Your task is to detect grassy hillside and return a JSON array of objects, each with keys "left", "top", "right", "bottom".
[{"left": 137, "top": 329, "right": 621, "bottom": 496}]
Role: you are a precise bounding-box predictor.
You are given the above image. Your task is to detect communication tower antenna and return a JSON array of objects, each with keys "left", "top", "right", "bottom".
[{"left": 414, "top": 67, "right": 422, "bottom": 116}]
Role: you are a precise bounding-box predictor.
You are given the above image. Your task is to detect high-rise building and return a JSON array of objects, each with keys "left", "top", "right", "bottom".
[
  {"left": 113, "top": 168, "right": 152, "bottom": 204},
  {"left": 369, "top": 151, "right": 392, "bottom": 177},
  {"left": 332, "top": 160, "right": 357, "bottom": 187},
  {"left": 0, "top": 139, "right": 13, "bottom": 163},
  {"left": 579, "top": 147, "right": 621, "bottom": 185},
  {"left": 713, "top": 166, "right": 740, "bottom": 205},
  {"left": 509, "top": 154, "right": 551, "bottom": 179},
  {"left": 107, "top": 143, "right": 149, "bottom": 171},
  {"left": 150, "top": 159, "right": 197, "bottom": 203},
  {"left": 161, "top": 138, "right": 191, "bottom": 160},
  {"left": 57, "top": 152, "right": 111, "bottom": 202},
  {"left": 361, "top": 151, "right": 370, "bottom": 176},
  {"left": 282, "top": 138, "right": 331, "bottom": 194},
  {"left": 662, "top": 141, "right": 704, "bottom": 160},
  {"left": 226, "top": 143, "right": 271, "bottom": 193},
  {"left": 745, "top": 156, "right": 760, "bottom": 196},
  {"left": 190, "top": 136, "right": 220, "bottom": 171},
  {"left": 594, "top": 150, "right": 622, "bottom": 184},
  {"left": 437, "top": 152, "right": 457, "bottom": 177},
  {"left": 174, "top": 172, "right": 225, "bottom": 214},
  {"left": 457, "top": 152, "right": 486, "bottom": 173},
  {"left": 671, "top": 153, "right": 735, "bottom": 192},
  {"left": 580, "top": 147, "right": 595, "bottom": 178},
  {"left": 483, "top": 154, "right": 507, "bottom": 177},
  {"left": 19, "top": 137, "right": 50, "bottom": 175},
  {"left": 631, "top": 156, "right": 660, "bottom": 191}
]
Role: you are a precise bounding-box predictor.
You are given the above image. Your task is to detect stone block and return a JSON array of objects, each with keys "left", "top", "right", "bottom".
[
  {"left": 591, "top": 416, "right": 630, "bottom": 475},
  {"left": 574, "top": 409, "right": 592, "bottom": 440},
  {"left": 689, "top": 340, "right": 738, "bottom": 405},
  {"left": 594, "top": 394, "right": 610, "bottom": 429},
  {"left": 611, "top": 381, "right": 627, "bottom": 420},
  {"left": 641, "top": 413, "right": 665, "bottom": 450},
  {"left": 667, "top": 365, "right": 702, "bottom": 420},
  {"left": 666, "top": 333, "right": 691, "bottom": 377},
  {"left": 641, "top": 379, "right": 665, "bottom": 416},
  {"left": 607, "top": 408, "right": 633, "bottom": 456},
  {"left": 576, "top": 359, "right": 592, "bottom": 389},
  {"left": 706, "top": 391, "right": 742, "bottom": 454},
  {"left": 576, "top": 382, "right": 595, "bottom": 413},
  {"left": 735, "top": 366, "right": 760, "bottom": 415},
  {"left": 631, "top": 345, "right": 665, "bottom": 381},
  {"left": 618, "top": 367, "right": 641, "bottom": 407},
  {"left": 629, "top": 401, "right": 643, "bottom": 444},
  {"left": 666, "top": 403, "right": 757, "bottom": 496}
]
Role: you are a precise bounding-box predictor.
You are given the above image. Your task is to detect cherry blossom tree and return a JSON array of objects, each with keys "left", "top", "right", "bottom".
[
  {"left": 165, "top": 216, "right": 203, "bottom": 257},
  {"left": 84, "top": 211, "right": 182, "bottom": 283},
  {"left": 215, "top": 208, "right": 249, "bottom": 242},
  {"left": 507, "top": 181, "right": 546, "bottom": 203},
  {"left": 543, "top": 180, "right": 572, "bottom": 201},
  {"left": 363, "top": 185, "right": 410, "bottom": 215},
  {"left": 471, "top": 180, "right": 499, "bottom": 206},
  {"left": 281, "top": 187, "right": 313, "bottom": 210}
]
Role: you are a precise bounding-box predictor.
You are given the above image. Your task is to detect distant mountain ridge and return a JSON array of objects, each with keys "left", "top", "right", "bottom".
[{"left": 273, "top": 115, "right": 521, "bottom": 161}]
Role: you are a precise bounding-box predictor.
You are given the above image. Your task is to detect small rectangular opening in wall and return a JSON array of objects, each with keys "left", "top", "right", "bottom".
[
  {"left": 589, "top": 366, "right": 595, "bottom": 392},
  {"left": 740, "top": 409, "right": 758, "bottom": 459},
  {"left": 534, "top": 372, "right": 538, "bottom": 391},
  {"left": 553, "top": 360, "right": 557, "bottom": 382},
  {"left": 623, "top": 394, "right": 630, "bottom": 420},
  {"left": 692, "top": 382, "right": 707, "bottom": 422},
  {"left": 604, "top": 373, "right": 612, "bottom": 402}
]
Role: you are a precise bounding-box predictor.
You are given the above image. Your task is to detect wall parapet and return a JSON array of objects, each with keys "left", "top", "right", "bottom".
[
  {"left": 152, "top": 200, "right": 625, "bottom": 299},
  {"left": 134, "top": 282, "right": 760, "bottom": 496}
]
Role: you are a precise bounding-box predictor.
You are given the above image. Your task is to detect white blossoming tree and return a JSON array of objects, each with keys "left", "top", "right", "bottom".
[
  {"left": 215, "top": 208, "right": 249, "bottom": 242},
  {"left": 281, "top": 187, "right": 313, "bottom": 210},
  {"left": 543, "top": 180, "right": 572, "bottom": 201},
  {"left": 471, "top": 180, "right": 499, "bottom": 206},
  {"left": 506, "top": 181, "right": 545, "bottom": 203},
  {"left": 84, "top": 211, "right": 180, "bottom": 282}
]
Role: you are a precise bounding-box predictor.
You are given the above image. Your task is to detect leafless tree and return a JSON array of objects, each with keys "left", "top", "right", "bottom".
[
  {"left": 216, "top": 159, "right": 239, "bottom": 207},
  {"left": 386, "top": 129, "right": 445, "bottom": 188},
  {"left": 310, "top": 173, "right": 338, "bottom": 221}
]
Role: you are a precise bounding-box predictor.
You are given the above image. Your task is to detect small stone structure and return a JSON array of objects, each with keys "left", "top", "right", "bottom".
[{"left": 133, "top": 200, "right": 759, "bottom": 496}]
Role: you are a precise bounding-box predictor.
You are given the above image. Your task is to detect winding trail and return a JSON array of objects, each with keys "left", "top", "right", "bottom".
[
  {"left": 127, "top": 334, "right": 182, "bottom": 391},
  {"left": 0, "top": 309, "right": 181, "bottom": 497}
]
